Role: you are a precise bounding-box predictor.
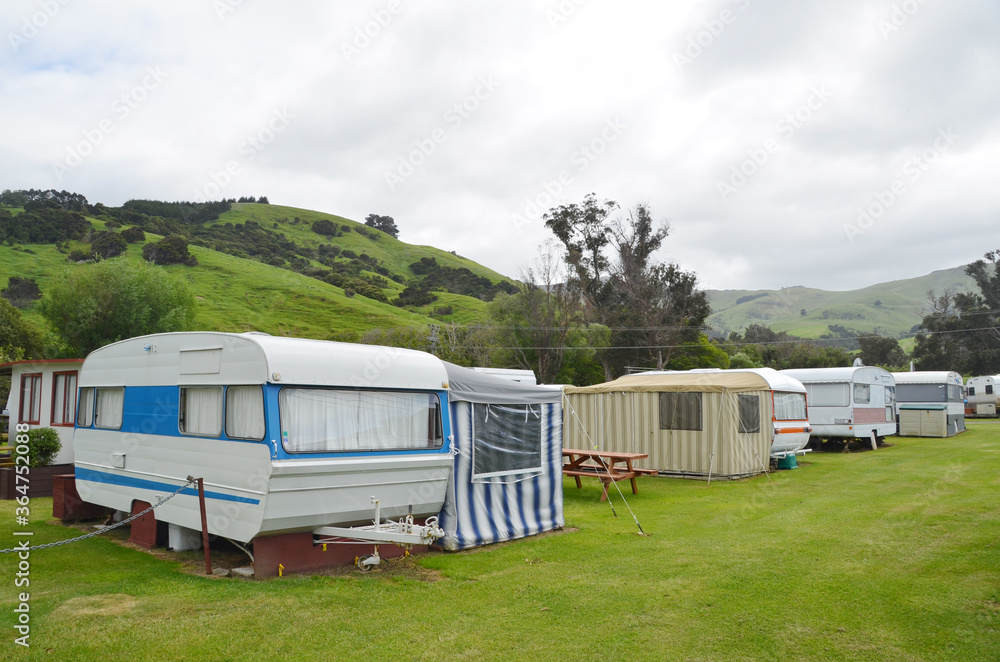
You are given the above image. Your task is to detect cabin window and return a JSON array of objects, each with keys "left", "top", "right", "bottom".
[
  {"left": 896, "top": 384, "right": 946, "bottom": 403},
  {"left": 659, "top": 392, "right": 702, "bottom": 431},
  {"left": 853, "top": 383, "right": 871, "bottom": 404},
  {"left": 987, "top": 385, "right": 994, "bottom": 395},
  {"left": 226, "top": 385, "right": 265, "bottom": 440},
  {"left": 968, "top": 386, "right": 976, "bottom": 396},
  {"left": 95, "top": 387, "right": 124, "bottom": 429},
  {"left": 773, "top": 392, "right": 807, "bottom": 421},
  {"left": 51, "top": 371, "right": 78, "bottom": 426},
  {"left": 806, "top": 383, "right": 849, "bottom": 407},
  {"left": 19, "top": 373, "right": 42, "bottom": 424},
  {"left": 179, "top": 387, "right": 223, "bottom": 437},
  {"left": 279, "top": 388, "right": 443, "bottom": 453},
  {"left": 737, "top": 394, "right": 760, "bottom": 433},
  {"left": 946, "top": 384, "right": 963, "bottom": 403},
  {"left": 471, "top": 403, "right": 543, "bottom": 482},
  {"left": 77, "top": 387, "right": 94, "bottom": 427}
]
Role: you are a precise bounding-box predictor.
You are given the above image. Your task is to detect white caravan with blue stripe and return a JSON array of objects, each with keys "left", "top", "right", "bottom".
[{"left": 73, "top": 332, "right": 454, "bottom": 544}]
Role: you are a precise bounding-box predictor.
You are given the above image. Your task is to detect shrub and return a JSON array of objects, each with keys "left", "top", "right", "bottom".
[
  {"left": 91, "top": 230, "right": 128, "bottom": 259},
  {"left": 142, "top": 234, "right": 198, "bottom": 266},
  {"left": 25, "top": 427, "right": 61, "bottom": 467},
  {"left": 121, "top": 226, "right": 146, "bottom": 243},
  {"left": 1, "top": 277, "right": 42, "bottom": 309}
]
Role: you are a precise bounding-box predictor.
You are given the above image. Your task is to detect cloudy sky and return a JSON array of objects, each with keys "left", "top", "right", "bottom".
[{"left": 2, "top": 0, "right": 998, "bottom": 292}]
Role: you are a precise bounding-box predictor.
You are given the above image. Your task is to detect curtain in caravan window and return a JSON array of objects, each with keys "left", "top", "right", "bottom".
[
  {"left": 807, "top": 383, "right": 849, "bottom": 407},
  {"left": 853, "top": 383, "right": 871, "bottom": 404},
  {"left": 472, "top": 403, "right": 543, "bottom": 482},
  {"left": 226, "top": 385, "right": 265, "bottom": 440},
  {"left": 180, "top": 387, "right": 223, "bottom": 436},
  {"left": 738, "top": 394, "right": 760, "bottom": 433},
  {"left": 279, "top": 388, "right": 442, "bottom": 453},
  {"left": 773, "top": 392, "right": 807, "bottom": 420},
  {"left": 77, "top": 387, "right": 94, "bottom": 427},
  {"left": 659, "top": 392, "right": 702, "bottom": 431},
  {"left": 95, "top": 387, "right": 124, "bottom": 429}
]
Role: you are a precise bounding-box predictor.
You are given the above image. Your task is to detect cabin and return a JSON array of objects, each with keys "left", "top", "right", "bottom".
[
  {"left": 71, "top": 332, "right": 455, "bottom": 576},
  {"left": 563, "top": 368, "right": 810, "bottom": 480},
  {"left": 438, "top": 362, "right": 563, "bottom": 550},
  {"left": 781, "top": 364, "right": 897, "bottom": 444},
  {"left": 1, "top": 358, "right": 85, "bottom": 465},
  {"left": 891, "top": 371, "right": 966, "bottom": 437},
  {"left": 964, "top": 375, "right": 1000, "bottom": 417}
]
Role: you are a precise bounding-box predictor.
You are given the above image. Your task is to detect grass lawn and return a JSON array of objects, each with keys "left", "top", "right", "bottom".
[{"left": 3, "top": 427, "right": 1000, "bottom": 660}]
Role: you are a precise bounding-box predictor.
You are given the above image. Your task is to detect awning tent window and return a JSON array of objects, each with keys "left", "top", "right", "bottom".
[
  {"left": 738, "top": 394, "right": 760, "bottom": 433},
  {"left": 471, "top": 403, "right": 542, "bottom": 483},
  {"left": 659, "top": 392, "right": 702, "bottom": 431}
]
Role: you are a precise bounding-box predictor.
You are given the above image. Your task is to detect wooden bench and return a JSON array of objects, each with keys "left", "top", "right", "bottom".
[{"left": 562, "top": 449, "right": 650, "bottom": 502}]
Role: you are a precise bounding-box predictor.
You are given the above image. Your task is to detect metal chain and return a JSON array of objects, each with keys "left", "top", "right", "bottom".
[{"left": 0, "top": 477, "right": 196, "bottom": 554}]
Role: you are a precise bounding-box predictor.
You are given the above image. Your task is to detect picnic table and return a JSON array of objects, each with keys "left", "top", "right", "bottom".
[{"left": 562, "top": 448, "right": 652, "bottom": 502}]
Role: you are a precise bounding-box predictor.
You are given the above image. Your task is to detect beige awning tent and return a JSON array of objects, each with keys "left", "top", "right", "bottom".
[{"left": 563, "top": 371, "right": 776, "bottom": 479}]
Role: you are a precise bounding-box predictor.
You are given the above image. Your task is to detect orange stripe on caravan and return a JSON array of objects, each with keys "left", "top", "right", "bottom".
[{"left": 775, "top": 427, "right": 810, "bottom": 434}]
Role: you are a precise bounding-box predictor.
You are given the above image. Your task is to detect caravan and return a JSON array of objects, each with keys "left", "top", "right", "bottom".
[
  {"left": 965, "top": 375, "right": 1000, "bottom": 417},
  {"left": 891, "top": 371, "right": 966, "bottom": 437},
  {"left": 781, "top": 365, "right": 897, "bottom": 444},
  {"left": 73, "top": 332, "right": 454, "bottom": 545}
]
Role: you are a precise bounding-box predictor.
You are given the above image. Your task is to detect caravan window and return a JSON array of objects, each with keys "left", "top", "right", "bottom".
[
  {"left": 987, "top": 385, "right": 994, "bottom": 395},
  {"left": 968, "top": 386, "right": 976, "bottom": 396},
  {"left": 738, "top": 394, "right": 760, "bottom": 433},
  {"left": 896, "top": 384, "right": 946, "bottom": 403},
  {"left": 77, "top": 387, "right": 95, "bottom": 427},
  {"left": 472, "top": 403, "right": 543, "bottom": 482},
  {"left": 51, "top": 371, "right": 78, "bottom": 426},
  {"left": 19, "top": 373, "right": 42, "bottom": 424},
  {"left": 853, "top": 383, "right": 871, "bottom": 404},
  {"left": 94, "top": 387, "right": 124, "bottom": 430},
  {"left": 773, "top": 392, "right": 807, "bottom": 421},
  {"left": 807, "top": 383, "right": 849, "bottom": 407},
  {"left": 279, "top": 388, "right": 443, "bottom": 453},
  {"left": 180, "top": 387, "right": 223, "bottom": 437},
  {"left": 226, "top": 385, "right": 265, "bottom": 441},
  {"left": 659, "top": 392, "right": 702, "bottom": 431}
]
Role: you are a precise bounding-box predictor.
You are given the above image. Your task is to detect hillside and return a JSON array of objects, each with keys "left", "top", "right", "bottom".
[
  {"left": 0, "top": 202, "right": 513, "bottom": 342},
  {"left": 707, "top": 265, "right": 977, "bottom": 340}
]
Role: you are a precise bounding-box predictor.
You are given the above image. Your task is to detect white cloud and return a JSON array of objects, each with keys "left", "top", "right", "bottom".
[{"left": 2, "top": 0, "right": 999, "bottom": 292}]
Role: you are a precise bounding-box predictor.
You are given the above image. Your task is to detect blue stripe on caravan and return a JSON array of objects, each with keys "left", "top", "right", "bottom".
[
  {"left": 460, "top": 405, "right": 485, "bottom": 548},
  {"left": 484, "top": 483, "right": 501, "bottom": 545},
  {"left": 76, "top": 467, "right": 260, "bottom": 505},
  {"left": 514, "top": 478, "right": 529, "bottom": 538},
  {"left": 499, "top": 482, "right": 514, "bottom": 542}
]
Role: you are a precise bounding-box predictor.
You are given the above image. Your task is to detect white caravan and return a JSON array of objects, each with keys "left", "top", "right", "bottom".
[
  {"left": 73, "top": 332, "right": 455, "bottom": 544},
  {"left": 781, "top": 365, "right": 897, "bottom": 443},
  {"left": 965, "top": 375, "right": 1000, "bottom": 417}
]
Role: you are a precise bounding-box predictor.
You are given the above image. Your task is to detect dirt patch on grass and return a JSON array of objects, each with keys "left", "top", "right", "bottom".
[{"left": 53, "top": 594, "right": 139, "bottom": 618}]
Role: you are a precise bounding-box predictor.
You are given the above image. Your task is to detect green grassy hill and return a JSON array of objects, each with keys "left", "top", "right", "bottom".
[
  {"left": 0, "top": 203, "right": 509, "bottom": 343},
  {"left": 707, "top": 266, "right": 977, "bottom": 340}
]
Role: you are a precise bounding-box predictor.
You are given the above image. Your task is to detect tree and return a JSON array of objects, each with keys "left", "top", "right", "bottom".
[
  {"left": 364, "top": 214, "right": 399, "bottom": 238},
  {"left": 142, "top": 234, "right": 197, "bottom": 266},
  {"left": 1, "top": 277, "right": 42, "bottom": 309},
  {"left": 0, "top": 297, "right": 44, "bottom": 359},
  {"left": 40, "top": 258, "right": 196, "bottom": 356},
  {"left": 912, "top": 251, "right": 1000, "bottom": 374},
  {"left": 544, "top": 196, "right": 712, "bottom": 378},
  {"left": 312, "top": 219, "right": 337, "bottom": 237},
  {"left": 857, "top": 333, "right": 906, "bottom": 368},
  {"left": 488, "top": 242, "right": 583, "bottom": 384},
  {"left": 90, "top": 230, "right": 128, "bottom": 259}
]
